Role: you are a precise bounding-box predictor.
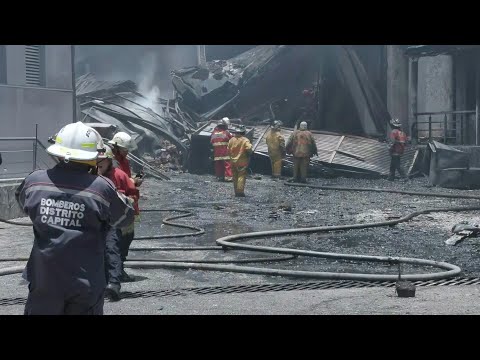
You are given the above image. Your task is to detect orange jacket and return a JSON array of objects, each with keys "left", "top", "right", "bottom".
[
  {"left": 105, "top": 167, "right": 140, "bottom": 216},
  {"left": 114, "top": 154, "right": 140, "bottom": 214},
  {"left": 389, "top": 129, "right": 407, "bottom": 155}
]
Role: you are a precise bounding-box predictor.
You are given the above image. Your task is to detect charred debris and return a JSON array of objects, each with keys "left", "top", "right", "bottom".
[{"left": 77, "top": 45, "right": 421, "bottom": 181}]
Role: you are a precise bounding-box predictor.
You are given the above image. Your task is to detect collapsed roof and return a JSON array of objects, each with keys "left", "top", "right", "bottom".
[
  {"left": 253, "top": 126, "right": 417, "bottom": 177},
  {"left": 77, "top": 74, "right": 196, "bottom": 168},
  {"left": 172, "top": 45, "right": 391, "bottom": 138}
]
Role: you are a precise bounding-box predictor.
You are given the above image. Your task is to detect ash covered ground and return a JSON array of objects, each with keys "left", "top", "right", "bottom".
[{"left": 2, "top": 172, "right": 480, "bottom": 314}]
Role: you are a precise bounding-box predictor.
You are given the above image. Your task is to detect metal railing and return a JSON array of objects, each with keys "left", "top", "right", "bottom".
[
  {"left": 412, "top": 110, "right": 476, "bottom": 145},
  {"left": 0, "top": 125, "right": 57, "bottom": 180}
]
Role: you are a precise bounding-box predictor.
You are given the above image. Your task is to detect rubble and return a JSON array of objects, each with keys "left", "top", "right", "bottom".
[
  {"left": 169, "top": 45, "right": 417, "bottom": 179},
  {"left": 77, "top": 74, "right": 196, "bottom": 173},
  {"left": 171, "top": 45, "right": 391, "bottom": 138},
  {"left": 253, "top": 125, "right": 418, "bottom": 178},
  {"left": 424, "top": 141, "right": 480, "bottom": 189},
  {"left": 77, "top": 46, "right": 419, "bottom": 181}
]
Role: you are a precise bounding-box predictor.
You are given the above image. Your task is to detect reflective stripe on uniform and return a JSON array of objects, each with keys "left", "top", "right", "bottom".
[
  {"left": 25, "top": 184, "right": 111, "bottom": 207},
  {"left": 113, "top": 203, "right": 132, "bottom": 228},
  {"left": 213, "top": 142, "right": 229, "bottom": 146},
  {"left": 214, "top": 156, "right": 231, "bottom": 161}
]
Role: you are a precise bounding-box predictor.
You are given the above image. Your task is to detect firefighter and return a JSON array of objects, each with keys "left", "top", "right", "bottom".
[
  {"left": 265, "top": 120, "right": 286, "bottom": 180},
  {"left": 15, "top": 122, "right": 134, "bottom": 315},
  {"left": 388, "top": 118, "right": 408, "bottom": 181},
  {"left": 286, "top": 121, "right": 318, "bottom": 183},
  {"left": 228, "top": 125, "right": 253, "bottom": 197},
  {"left": 97, "top": 145, "right": 138, "bottom": 301},
  {"left": 108, "top": 132, "right": 141, "bottom": 282},
  {"left": 210, "top": 117, "right": 233, "bottom": 182}
]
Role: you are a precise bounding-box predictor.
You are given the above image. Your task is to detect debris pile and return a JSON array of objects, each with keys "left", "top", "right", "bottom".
[
  {"left": 253, "top": 126, "right": 417, "bottom": 178},
  {"left": 77, "top": 73, "right": 196, "bottom": 172},
  {"left": 171, "top": 45, "right": 391, "bottom": 138}
]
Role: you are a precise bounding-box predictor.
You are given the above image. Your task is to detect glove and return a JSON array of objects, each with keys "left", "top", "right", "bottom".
[{"left": 127, "top": 197, "right": 135, "bottom": 206}]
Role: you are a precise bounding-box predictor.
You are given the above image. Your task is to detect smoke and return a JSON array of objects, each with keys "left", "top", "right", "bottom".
[
  {"left": 136, "top": 52, "right": 162, "bottom": 109},
  {"left": 76, "top": 45, "right": 198, "bottom": 101},
  {"left": 137, "top": 52, "right": 158, "bottom": 95}
]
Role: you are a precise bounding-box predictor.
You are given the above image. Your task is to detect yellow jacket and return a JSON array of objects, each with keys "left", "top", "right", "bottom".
[
  {"left": 228, "top": 136, "right": 253, "bottom": 167},
  {"left": 265, "top": 129, "right": 285, "bottom": 160}
]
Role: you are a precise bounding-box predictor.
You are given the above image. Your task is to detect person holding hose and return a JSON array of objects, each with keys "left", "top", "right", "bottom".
[
  {"left": 96, "top": 145, "right": 138, "bottom": 301},
  {"left": 108, "top": 132, "right": 141, "bottom": 282}
]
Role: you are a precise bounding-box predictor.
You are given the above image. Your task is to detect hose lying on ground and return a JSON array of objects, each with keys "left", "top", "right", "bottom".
[
  {"left": 0, "top": 209, "right": 295, "bottom": 276},
  {"left": 2, "top": 182, "right": 479, "bottom": 281}
]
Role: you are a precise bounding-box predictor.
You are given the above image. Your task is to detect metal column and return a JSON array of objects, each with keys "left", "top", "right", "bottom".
[
  {"left": 71, "top": 45, "right": 77, "bottom": 123},
  {"left": 197, "top": 45, "right": 206, "bottom": 67},
  {"left": 476, "top": 61, "right": 480, "bottom": 145},
  {"left": 33, "top": 124, "right": 38, "bottom": 171},
  {"left": 408, "top": 58, "right": 418, "bottom": 140}
]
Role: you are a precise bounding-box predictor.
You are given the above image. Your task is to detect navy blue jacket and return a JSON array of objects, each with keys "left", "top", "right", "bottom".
[{"left": 15, "top": 162, "right": 135, "bottom": 293}]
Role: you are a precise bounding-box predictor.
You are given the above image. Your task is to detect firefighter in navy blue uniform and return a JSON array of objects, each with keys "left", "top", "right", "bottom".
[{"left": 15, "top": 122, "right": 134, "bottom": 315}]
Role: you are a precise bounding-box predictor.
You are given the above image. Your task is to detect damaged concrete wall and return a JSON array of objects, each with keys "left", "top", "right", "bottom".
[{"left": 417, "top": 55, "right": 454, "bottom": 138}]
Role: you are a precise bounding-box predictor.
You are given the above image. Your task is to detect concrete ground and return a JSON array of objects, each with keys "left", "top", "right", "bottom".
[
  {"left": 2, "top": 171, "right": 480, "bottom": 315},
  {"left": 2, "top": 280, "right": 480, "bottom": 315}
]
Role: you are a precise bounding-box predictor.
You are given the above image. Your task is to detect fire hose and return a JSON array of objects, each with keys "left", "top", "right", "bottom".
[{"left": 2, "top": 183, "right": 480, "bottom": 280}]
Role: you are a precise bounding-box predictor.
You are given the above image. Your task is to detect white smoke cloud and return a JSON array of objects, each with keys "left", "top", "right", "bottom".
[{"left": 76, "top": 45, "right": 199, "bottom": 102}]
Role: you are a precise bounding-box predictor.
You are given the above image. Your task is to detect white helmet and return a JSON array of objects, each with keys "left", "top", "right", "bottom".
[
  {"left": 220, "top": 117, "right": 230, "bottom": 127},
  {"left": 46, "top": 122, "right": 104, "bottom": 161},
  {"left": 390, "top": 118, "right": 402, "bottom": 128},
  {"left": 108, "top": 131, "right": 136, "bottom": 150},
  {"left": 97, "top": 145, "right": 114, "bottom": 160},
  {"left": 273, "top": 120, "right": 282, "bottom": 129},
  {"left": 299, "top": 121, "right": 308, "bottom": 130}
]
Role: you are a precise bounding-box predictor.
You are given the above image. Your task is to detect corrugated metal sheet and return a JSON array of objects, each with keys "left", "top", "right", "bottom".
[{"left": 254, "top": 126, "right": 416, "bottom": 176}]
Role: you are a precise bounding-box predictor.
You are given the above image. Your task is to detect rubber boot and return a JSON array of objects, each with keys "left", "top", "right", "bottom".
[{"left": 105, "top": 283, "right": 121, "bottom": 302}]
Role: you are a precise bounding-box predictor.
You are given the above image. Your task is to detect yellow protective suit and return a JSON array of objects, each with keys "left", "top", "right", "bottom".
[
  {"left": 265, "top": 129, "right": 285, "bottom": 177},
  {"left": 228, "top": 135, "right": 253, "bottom": 196}
]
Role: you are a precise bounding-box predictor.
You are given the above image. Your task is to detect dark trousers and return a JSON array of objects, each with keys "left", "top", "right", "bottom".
[
  {"left": 119, "top": 230, "right": 135, "bottom": 264},
  {"left": 389, "top": 155, "right": 406, "bottom": 180},
  {"left": 105, "top": 227, "right": 122, "bottom": 285},
  {"left": 24, "top": 285, "right": 104, "bottom": 315}
]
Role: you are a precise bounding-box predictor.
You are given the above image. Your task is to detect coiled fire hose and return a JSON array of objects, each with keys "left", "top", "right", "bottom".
[{"left": 2, "top": 182, "right": 480, "bottom": 280}]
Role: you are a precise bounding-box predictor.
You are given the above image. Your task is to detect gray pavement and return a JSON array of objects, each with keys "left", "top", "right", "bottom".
[{"left": 3, "top": 173, "right": 480, "bottom": 315}]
